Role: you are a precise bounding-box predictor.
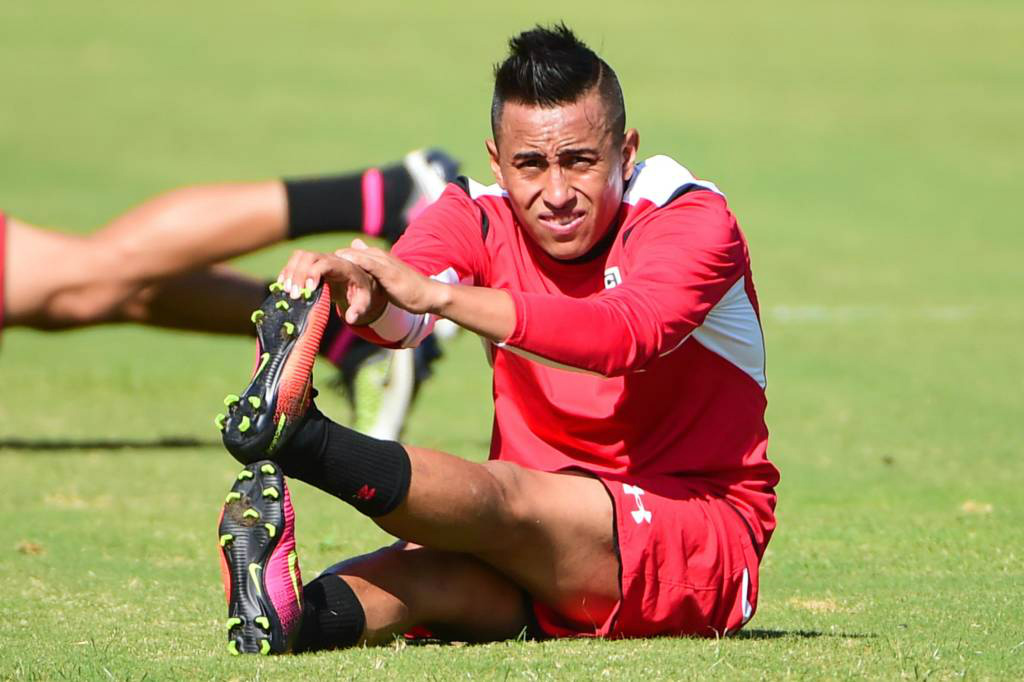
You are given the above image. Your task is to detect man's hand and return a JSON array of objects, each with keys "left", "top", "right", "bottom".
[
  {"left": 277, "top": 249, "right": 386, "bottom": 325},
  {"left": 336, "top": 239, "right": 450, "bottom": 315}
]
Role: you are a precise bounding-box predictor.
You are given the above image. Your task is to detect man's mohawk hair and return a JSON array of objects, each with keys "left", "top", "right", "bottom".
[{"left": 491, "top": 23, "right": 625, "bottom": 140}]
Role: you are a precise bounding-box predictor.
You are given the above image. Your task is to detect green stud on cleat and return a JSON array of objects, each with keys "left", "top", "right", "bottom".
[
  {"left": 269, "top": 281, "right": 285, "bottom": 293},
  {"left": 255, "top": 616, "right": 270, "bottom": 630},
  {"left": 264, "top": 523, "right": 277, "bottom": 538},
  {"left": 247, "top": 396, "right": 262, "bottom": 410},
  {"left": 251, "top": 310, "right": 265, "bottom": 324},
  {"left": 260, "top": 463, "right": 276, "bottom": 475},
  {"left": 226, "top": 617, "right": 242, "bottom": 631},
  {"left": 243, "top": 508, "right": 260, "bottom": 520},
  {"left": 219, "top": 533, "right": 234, "bottom": 547},
  {"left": 275, "top": 300, "right": 290, "bottom": 311},
  {"left": 262, "top": 487, "right": 280, "bottom": 500},
  {"left": 282, "top": 321, "right": 296, "bottom": 336},
  {"left": 215, "top": 413, "right": 226, "bottom": 430},
  {"left": 260, "top": 639, "right": 271, "bottom": 655},
  {"left": 224, "top": 394, "right": 240, "bottom": 407},
  {"left": 228, "top": 640, "right": 240, "bottom": 655},
  {"left": 237, "top": 469, "right": 254, "bottom": 481},
  {"left": 238, "top": 416, "right": 251, "bottom": 433},
  {"left": 301, "top": 287, "right": 313, "bottom": 300},
  {"left": 225, "top": 491, "right": 242, "bottom": 503}
]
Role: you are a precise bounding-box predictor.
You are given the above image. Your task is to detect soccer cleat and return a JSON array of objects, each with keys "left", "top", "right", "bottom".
[
  {"left": 337, "top": 334, "right": 445, "bottom": 440},
  {"left": 218, "top": 460, "right": 304, "bottom": 655},
  {"left": 401, "top": 148, "right": 460, "bottom": 225},
  {"left": 338, "top": 342, "right": 415, "bottom": 441},
  {"left": 221, "top": 282, "right": 331, "bottom": 464}
]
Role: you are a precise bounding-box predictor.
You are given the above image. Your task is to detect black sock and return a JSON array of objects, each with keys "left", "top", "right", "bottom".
[
  {"left": 283, "top": 162, "right": 414, "bottom": 244},
  {"left": 284, "top": 172, "right": 362, "bottom": 238},
  {"left": 294, "top": 574, "right": 365, "bottom": 652},
  {"left": 378, "top": 163, "right": 414, "bottom": 243},
  {"left": 280, "top": 405, "right": 411, "bottom": 517}
]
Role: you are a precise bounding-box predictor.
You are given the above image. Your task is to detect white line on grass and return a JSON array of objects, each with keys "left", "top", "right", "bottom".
[{"left": 768, "top": 304, "right": 980, "bottom": 323}]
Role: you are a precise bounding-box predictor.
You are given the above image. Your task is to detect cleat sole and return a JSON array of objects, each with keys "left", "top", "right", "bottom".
[
  {"left": 218, "top": 460, "right": 297, "bottom": 655},
  {"left": 221, "top": 284, "right": 331, "bottom": 465}
]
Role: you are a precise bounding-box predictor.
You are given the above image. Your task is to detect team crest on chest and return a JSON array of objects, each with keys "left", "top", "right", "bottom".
[{"left": 603, "top": 266, "right": 622, "bottom": 289}]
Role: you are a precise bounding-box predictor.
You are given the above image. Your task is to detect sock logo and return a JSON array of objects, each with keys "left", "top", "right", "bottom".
[{"left": 355, "top": 484, "right": 377, "bottom": 501}]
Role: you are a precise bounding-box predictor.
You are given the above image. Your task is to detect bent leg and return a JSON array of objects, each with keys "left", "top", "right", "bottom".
[
  {"left": 121, "top": 265, "right": 267, "bottom": 335},
  {"left": 281, "top": 417, "right": 620, "bottom": 627},
  {"left": 316, "top": 543, "right": 531, "bottom": 646},
  {"left": 91, "top": 180, "right": 288, "bottom": 281},
  {"left": 5, "top": 215, "right": 268, "bottom": 331},
  {"left": 382, "top": 453, "right": 620, "bottom": 626},
  {"left": 3, "top": 179, "right": 286, "bottom": 331}
]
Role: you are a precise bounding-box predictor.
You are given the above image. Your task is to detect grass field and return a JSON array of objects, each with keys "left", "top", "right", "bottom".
[{"left": 1, "top": 1, "right": 1022, "bottom": 679}]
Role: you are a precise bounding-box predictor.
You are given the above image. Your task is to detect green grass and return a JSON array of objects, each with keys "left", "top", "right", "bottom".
[{"left": 1, "top": 1, "right": 1022, "bottom": 679}]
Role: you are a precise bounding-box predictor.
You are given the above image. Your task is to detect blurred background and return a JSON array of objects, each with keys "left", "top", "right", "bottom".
[{"left": 1, "top": 1, "right": 1021, "bottom": 678}]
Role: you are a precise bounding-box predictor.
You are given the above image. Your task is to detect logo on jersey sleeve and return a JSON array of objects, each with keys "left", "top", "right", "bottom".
[
  {"left": 622, "top": 483, "right": 652, "bottom": 524},
  {"left": 603, "top": 266, "right": 622, "bottom": 289}
]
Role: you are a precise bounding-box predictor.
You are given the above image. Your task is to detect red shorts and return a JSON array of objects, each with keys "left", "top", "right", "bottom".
[{"left": 532, "top": 472, "right": 764, "bottom": 639}]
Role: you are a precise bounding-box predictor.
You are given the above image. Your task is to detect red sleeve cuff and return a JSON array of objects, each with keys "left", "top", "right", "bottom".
[{"left": 503, "top": 288, "right": 529, "bottom": 347}]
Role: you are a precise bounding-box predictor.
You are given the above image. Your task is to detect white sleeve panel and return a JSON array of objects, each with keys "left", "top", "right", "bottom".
[
  {"left": 624, "top": 155, "right": 723, "bottom": 206},
  {"left": 690, "top": 277, "right": 767, "bottom": 389}
]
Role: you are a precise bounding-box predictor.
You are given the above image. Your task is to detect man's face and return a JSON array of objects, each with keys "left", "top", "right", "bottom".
[{"left": 487, "top": 90, "right": 639, "bottom": 261}]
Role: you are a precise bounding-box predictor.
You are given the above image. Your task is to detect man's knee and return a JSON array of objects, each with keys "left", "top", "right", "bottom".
[
  {"left": 330, "top": 543, "right": 529, "bottom": 644},
  {"left": 479, "top": 460, "right": 536, "bottom": 536}
]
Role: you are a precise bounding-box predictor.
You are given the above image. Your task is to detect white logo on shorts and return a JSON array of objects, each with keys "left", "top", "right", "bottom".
[
  {"left": 622, "top": 484, "right": 652, "bottom": 524},
  {"left": 603, "top": 266, "right": 622, "bottom": 289}
]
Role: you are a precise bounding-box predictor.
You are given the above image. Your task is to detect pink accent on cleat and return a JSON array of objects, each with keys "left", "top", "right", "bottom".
[
  {"left": 264, "top": 481, "right": 303, "bottom": 635},
  {"left": 220, "top": 461, "right": 305, "bottom": 654}
]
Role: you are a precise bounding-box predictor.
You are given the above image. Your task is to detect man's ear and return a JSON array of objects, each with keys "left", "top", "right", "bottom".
[
  {"left": 621, "top": 128, "right": 640, "bottom": 182},
  {"left": 486, "top": 138, "right": 505, "bottom": 189}
]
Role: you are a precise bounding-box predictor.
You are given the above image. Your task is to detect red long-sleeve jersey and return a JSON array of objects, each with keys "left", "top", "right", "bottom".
[{"left": 357, "top": 155, "right": 778, "bottom": 545}]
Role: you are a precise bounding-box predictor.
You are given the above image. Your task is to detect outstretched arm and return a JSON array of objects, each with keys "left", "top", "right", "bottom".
[{"left": 337, "top": 241, "right": 515, "bottom": 343}]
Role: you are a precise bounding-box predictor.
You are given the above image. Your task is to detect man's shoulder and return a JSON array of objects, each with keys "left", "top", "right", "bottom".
[
  {"left": 624, "top": 155, "right": 724, "bottom": 209},
  {"left": 451, "top": 176, "right": 507, "bottom": 202},
  {"left": 619, "top": 157, "right": 742, "bottom": 255}
]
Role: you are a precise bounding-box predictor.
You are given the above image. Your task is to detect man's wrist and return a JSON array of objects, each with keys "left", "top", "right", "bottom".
[
  {"left": 429, "top": 281, "right": 455, "bottom": 318},
  {"left": 347, "top": 294, "right": 388, "bottom": 327}
]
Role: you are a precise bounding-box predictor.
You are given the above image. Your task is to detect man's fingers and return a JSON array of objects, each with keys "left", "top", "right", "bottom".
[
  {"left": 290, "top": 251, "right": 320, "bottom": 297},
  {"left": 278, "top": 250, "right": 342, "bottom": 298},
  {"left": 278, "top": 250, "right": 305, "bottom": 293},
  {"left": 337, "top": 249, "right": 380, "bottom": 275}
]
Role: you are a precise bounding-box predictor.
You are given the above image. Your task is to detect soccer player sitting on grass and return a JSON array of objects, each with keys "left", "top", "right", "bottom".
[
  {"left": 216, "top": 23, "right": 779, "bottom": 654},
  {"left": 0, "top": 150, "right": 459, "bottom": 438}
]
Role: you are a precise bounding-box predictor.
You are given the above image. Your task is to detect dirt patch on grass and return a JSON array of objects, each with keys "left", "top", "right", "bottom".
[{"left": 788, "top": 597, "right": 842, "bottom": 613}]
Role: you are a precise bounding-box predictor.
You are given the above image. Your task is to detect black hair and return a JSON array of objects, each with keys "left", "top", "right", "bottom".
[{"left": 491, "top": 23, "right": 625, "bottom": 142}]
